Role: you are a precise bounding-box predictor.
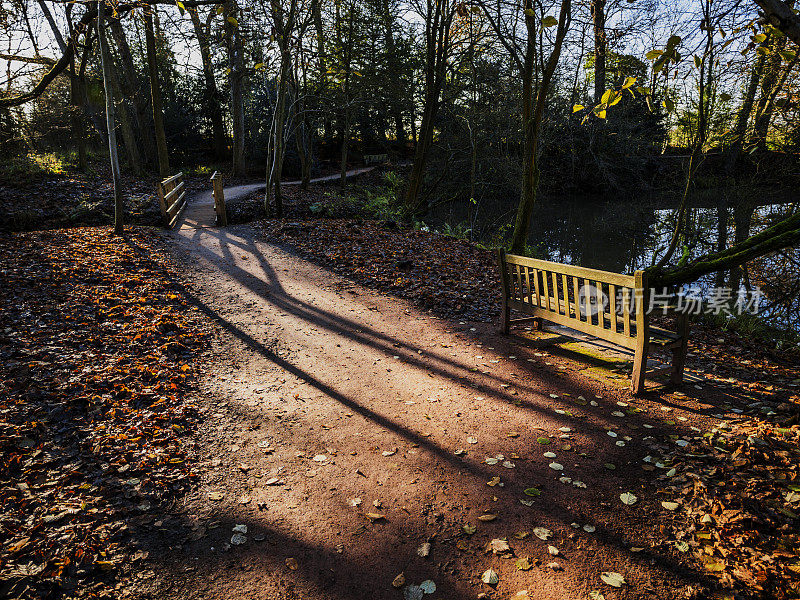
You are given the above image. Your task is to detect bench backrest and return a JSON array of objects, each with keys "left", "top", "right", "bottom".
[
  {"left": 364, "top": 153, "right": 388, "bottom": 165},
  {"left": 498, "top": 251, "right": 646, "bottom": 350},
  {"left": 157, "top": 172, "right": 187, "bottom": 229}
]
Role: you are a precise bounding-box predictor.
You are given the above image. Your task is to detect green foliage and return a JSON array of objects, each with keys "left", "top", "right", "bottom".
[
  {"left": 0, "top": 152, "right": 67, "bottom": 185},
  {"left": 310, "top": 170, "right": 405, "bottom": 221},
  {"left": 439, "top": 221, "right": 472, "bottom": 240}
]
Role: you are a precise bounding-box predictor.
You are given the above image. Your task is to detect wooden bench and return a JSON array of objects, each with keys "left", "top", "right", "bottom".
[
  {"left": 363, "top": 153, "right": 388, "bottom": 166},
  {"left": 497, "top": 250, "right": 688, "bottom": 394},
  {"left": 157, "top": 172, "right": 187, "bottom": 229}
]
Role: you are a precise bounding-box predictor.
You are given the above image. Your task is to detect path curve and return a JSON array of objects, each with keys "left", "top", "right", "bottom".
[{"left": 180, "top": 167, "right": 375, "bottom": 229}]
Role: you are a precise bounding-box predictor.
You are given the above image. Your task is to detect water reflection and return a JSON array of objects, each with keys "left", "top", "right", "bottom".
[{"left": 525, "top": 194, "right": 795, "bottom": 332}]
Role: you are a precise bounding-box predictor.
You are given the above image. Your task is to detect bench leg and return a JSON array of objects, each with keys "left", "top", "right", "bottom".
[
  {"left": 670, "top": 344, "right": 687, "bottom": 385},
  {"left": 533, "top": 317, "right": 542, "bottom": 331},
  {"left": 500, "top": 303, "right": 510, "bottom": 334},
  {"left": 630, "top": 342, "right": 648, "bottom": 394},
  {"left": 497, "top": 249, "right": 510, "bottom": 334}
]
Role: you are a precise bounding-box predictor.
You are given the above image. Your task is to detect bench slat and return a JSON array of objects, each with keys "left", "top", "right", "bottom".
[
  {"left": 609, "top": 284, "right": 617, "bottom": 333},
  {"left": 507, "top": 298, "right": 638, "bottom": 350},
  {"left": 623, "top": 288, "right": 631, "bottom": 337},
  {"left": 504, "top": 254, "right": 636, "bottom": 288},
  {"left": 542, "top": 271, "right": 550, "bottom": 311}
]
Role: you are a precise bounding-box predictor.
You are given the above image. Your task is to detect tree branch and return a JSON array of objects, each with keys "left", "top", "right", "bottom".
[
  {"left": 0, "top": 53, "right": 57, "bottom": 65},
  {"left": 753, "top": 0, "right": 800, "bottom": 46},
  {"left": 647, "top": 210, "right": 800, "bottom": 287}
]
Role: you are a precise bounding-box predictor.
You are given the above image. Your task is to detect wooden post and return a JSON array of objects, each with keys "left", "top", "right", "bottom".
[
  {"left": 211, "top": 171, "right": 227, "bottom": 226},
  {"left": 497, "top": 249, "right": 510, "bottom": 334},
  {"left": 157, "top": 181, "right": 168, "bottom": 225},
  {"left": 631, "top": 270, "right": 650, "bottom": 394}
]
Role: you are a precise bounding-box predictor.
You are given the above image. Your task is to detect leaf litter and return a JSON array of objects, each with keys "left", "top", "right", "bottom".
[{"left": 0, "top": 228, "right": 208, "bottom": 598}]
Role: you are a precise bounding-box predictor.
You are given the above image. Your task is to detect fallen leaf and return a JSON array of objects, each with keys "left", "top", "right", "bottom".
[
  {"left": 516, "top": 557, "right": 533, "bottom": 571},
  {"left": 419, "top": 580, "right": 436, "bottom": 594},
  {"left": 488, "top": 538, "right": 511, "bottom": 554},
  {"left": 481, "top": 568, "right": 499, "bottom": 585},
  {"left": 600, "top": 572, "right": 626, "bottom": 587},
  {"left": 533, "top": 527, "right": 552, "bottom": 540},
  {"left": 403, "top": 585, "right": 424, "bottom": 600}
]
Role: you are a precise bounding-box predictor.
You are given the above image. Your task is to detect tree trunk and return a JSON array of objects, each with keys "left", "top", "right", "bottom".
[
  {"left": 189, "top": 8, "right": 227, "bottom": 159},
  {"left": 724, "top": 53, "right": 765, "bottom": 174},
  {"left": 97, "top": 0, "right": 124, "bottom": 235},
  {"left": 312, "top": 0, "right": 332, "bottom": 143},
  {"left": 404, "top": 91, "right": 437, "bottom": 212},
  {"left": 729, "top": 200, "right": 756, "bottom": 290},
  {"left": 294, "top": 67, "right": 312, "bottom": 189},
  {"left": 381, "top": 0, "right": 405, "bottom": 143},
  {"left": 269, "top": 53, "right": 291, "bottom": 218},
  {"left": 510, "top": 0, "right": 571, "bottom": 254},
  {"left": 753, "top": 47, "right": 797, "bottom": 150},
  {"left": 109, "top": 18, "right": 153, "bottom": 164},
  {"left": 296, "top": 118, "right": 311, "bottom": 189},
  {"left": 144, "top": 7, "right": 170, "bottom": 178},
  {"left": 70, "top": 62, "right": 88, "bottom": 171},
  {"left": 753, "top": 0, "right": 800, "bottom": 47},
  {"left": 41, "top": 0, "right": 87, "bottom": 170},
  {"left": 591, "top": 0, "right": 606, "bottom": 101},
  {"left": 751, "top": 34, "right": 786, "bottom": 150},
  {"left": 714, "top": 196, "right": 729, "bottom": 288},
  {"left": 108, "top": 57, "right": 143, "bottom": 175},
  {"left": 340, "top": 110, "right": 350, "bottom": 187},
  {"left": 226, "top": 1, "right": 246, "bottom": 176},
  {"left": 403, "top": 0, "right": 453, "bottom": 211}
]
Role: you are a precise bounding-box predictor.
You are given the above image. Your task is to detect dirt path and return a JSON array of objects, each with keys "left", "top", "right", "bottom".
[
  {"left": 135, "top": 218, "right": 723, "bottom": 600},
  {"left": 180, "top": 167, "right": 375, "bottom": 229}
]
